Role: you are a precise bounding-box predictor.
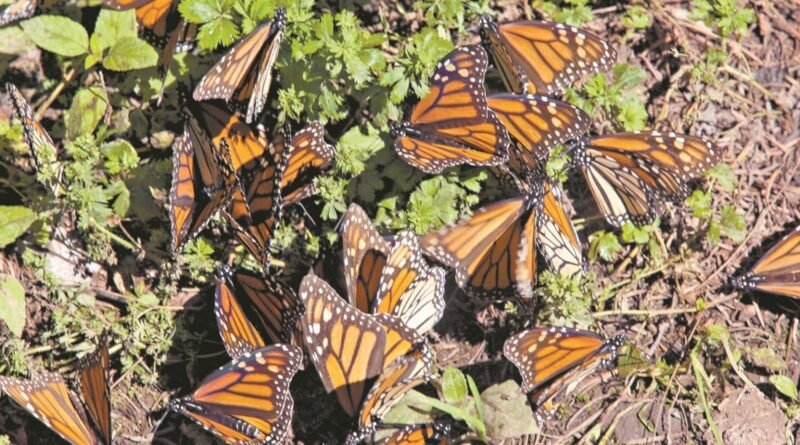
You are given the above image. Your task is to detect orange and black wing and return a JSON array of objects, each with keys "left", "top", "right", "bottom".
[
  {"left": 373, "top": 231, "right": 446, "bottom": 335},
  {"left": 357, "top": 344, "right": 434, "bottom": 434},
  {"left": 299, "top": 273, "right": 387, "bottom": 416},
  {"left": 281, "top": 121, "right": 335, "bottom": 205},
  {"left": 226, "top": 129, "right": 287, "bottom": 266},
  {"left": 169, "top": 344, "right": 302, "bottom": 444},
  {"left": 341, "top": 203, "right": 392, "bottom": 312},
  {"left": 193, "top": 8, "right": 285, "bottom": 123},
  {"left": 573, "top": 138, "right": 664, "bottom": 227},
  {"left": 480, "top": 17, "right": 616, "bottom": 95},
  {"left": 0, "top": 0, "right": 36, "bottom": 26},
  {"left": 733, "top": 225, "right": 800, "bottom": 298},
  {"left": 392, "top": 45, "right": 510, "bottom": 174},
  {"left": 101, "top": 0, "right": 177, "bottom": 42},
  {"left": 76, "top": 334, "right": 112, "bottom": 445},
  {"left": 420, "top": 196, "right": 536, "bottom": 299},
  {"left": 503, "top": 326, "right": 622, "bottom": 394},
  {"left": 487, "top": 93, "right": 590, "bottom": 176},
  {"left": 536, "top": 182, "right": 583, "bottom": 278},
  {"left": 0, "top": 374, "right": 100, "bottom": 445},
  {"left": 586, "top": 131, "right": 721, "bottom": 202},
  {"left": 6, "top": 83, "right": 57, "bottom": 173},
  {"left": 215, "top": 266, "right": 303, "bottom": 359}
]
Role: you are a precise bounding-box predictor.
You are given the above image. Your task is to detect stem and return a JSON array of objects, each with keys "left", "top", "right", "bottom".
[{"left": 35, "top": 67, "right": 77, "bottom": 120}]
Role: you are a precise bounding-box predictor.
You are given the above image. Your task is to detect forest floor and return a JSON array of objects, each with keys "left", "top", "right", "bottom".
[{"left": 0, "top": 0, "right": 799, "bottom": 444}]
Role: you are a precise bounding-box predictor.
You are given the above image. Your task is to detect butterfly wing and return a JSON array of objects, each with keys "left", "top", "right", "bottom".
[
  {"left": 537, "top": 182, "right": 583, "bottom": 278},
  {"left": 587, "top": 131, "right": 721, "bottom": 201},
  {"left": 393, "top": 45, "right": 510, "bottom": 174},
  {"left": 170, "top": 344, "right": 302, "bottom": 444},
  {"left": 6, "top": 83, "right": 57, "bottom": 173},
  {"left": 734, "top": 225, "right": 800, "bottom": 298},
  {"left": 0, "top": 374, "right": 100, "bottom": 445},
  {"left": 482, "top": 18, "right": 616, "bottom": 95},
  {"left": 421, "top": 196, "right": 534, "bottom": 298},
  {"left": 215, "top": 267, "right": 268, "bottom": 359},
  {"left": 299, "top": 273, "right": 387, "bottom": 416},
  {"left": 341, "top": 203, "right": 392, "bottom": 312},
  {"left": 503, "top": 326, "right": 620, "bottom": 394},
  {"left": 379, "top": 420, "right": 452, "bottom": 445},
  {"left": 281, "top": 121, "right": 335, "bottom": 205},
  {"left": 574, "top": 139, "right": 664, "bottom": 227},
  {"left": 357, "top": 345, "right": 434, "bottom": 434},
  {"left": 373, "top": 231, "right": 445, "bottom": 334},
  {"left": 76, "top": 334, "right": 112, "bottom": 445},
  {"left": 487, "top": 93, "right": 590, "bottom": 176},
  {"left": 193, "top": 9, "right": 285, "bottom": 123},
  {"left": 0, "top": 0, "right": 36, "bottom": 26}
]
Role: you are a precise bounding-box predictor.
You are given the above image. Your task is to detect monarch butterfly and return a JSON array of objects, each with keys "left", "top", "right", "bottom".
[
  {"left": 341, "top": 204, "right": 446, "bottom": 334},
  {"left": 6, "top": 83, "right": 58, "bottom": 175},
  {"left": 573, "top": 131, "right": 721, "bottom": 227},
  {"left": 391, "top": 45, "right": 511, "bottom": 174},
  {"left": 479, "top": 16, "right": 616, "bottom": 95},
  {"left": 101, "top": 0, "right": 178, "bottom": 43},
  {"left": 225, "top": 127, "right": 287, "bottom": 266},
  {"left": 487, "top": 93, "right": 590, "bottom": 177},
  {"left": 503, "top": 326, "right": 624, "bottom": 417},
  {"left": 0, "top": 0, "right": 36, "bottom": 26},
  {"left": 193, "top": 8, "right": 285, "bottom": 123},
  {"left": 215, "top": 266, "right": 304, "bottom": 359},
  {"left": 0, "top": 335, "right": 111, "bottom": 445},
  {"left": 169, "top": 344, "right": 302, "bottom": 444},
  {"left": 168, "top": 122, "right": 239, "bottom": 253},
  {"left": 299, "top": 274, "right": 429, "bottom": 417},
  {"left": 421, "top": 180, "right": 582, "bottom": 299},
  {"left": 732, "top": 225, "right": 800, "bottom": 299},
  {"left": 280, "top": 121, "right": 335, "bottom": 205}
]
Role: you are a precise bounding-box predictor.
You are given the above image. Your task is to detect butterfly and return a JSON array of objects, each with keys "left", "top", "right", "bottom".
[
  {"left": 732, "top": 225, "right": 800, "bottom": 299},
  {"left": 341, "top": 204, "right": 446, "bottom": 334},
  {"left": 503, "top": 326, "right": 624, "bottom": 417},
  {"left": 280, "top": 121, "right": 335, "bottom": 206},
  {"left": 215, "top": 265, "right": 304, "bottom": 359},
  {"left": 0, "top": 334, "right": 111, "bottom": 445},
  {"left": 225, "top": 127, "right": 287, "bottom": 267},
  {"left": 573, "top": 131, "right": 721, "bottom": 227},
  {"left": 479, "top": 16, "right": 616, "bottom": 95},
  {"left": 193, "top": 8, "right": 285, "bottom": 123},
  {"left": 169, "top": 344, "right": 302, "bottom": 445},
  {"left": 299, "top": 274, "right": 433, "bottom": 420},
  {"left": 391, "top": 44, "right": 511, "bottom": 174},
  {"left": 421, "top": 179, "right": 582, "bottom": 300},
  {"left": 0, "top": 0, "right": 36, "bottom": 26},
  {"left": 6, "top": 83, "right": 59, "bottom": 178},
  {"left": 487, "top": 93, "right": 590, "bottom": 178}
]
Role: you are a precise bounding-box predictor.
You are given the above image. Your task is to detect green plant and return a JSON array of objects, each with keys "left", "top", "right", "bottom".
[
  {"left": 687, "top": 164, "right": 744, "bottom": 245},
  {"left": 688, "top": 0, "right": 756, "bottom": 38},
  {"left": 567, "top": 64, "right": 648, "bottom": 131},
  {"left": 534, "top": 0, "right": 594, "bottom": 26}
]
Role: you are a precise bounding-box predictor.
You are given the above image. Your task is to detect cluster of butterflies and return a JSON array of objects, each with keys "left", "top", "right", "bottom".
[{"left": 4, "top": 1, "right": 798, "bottom": 443}]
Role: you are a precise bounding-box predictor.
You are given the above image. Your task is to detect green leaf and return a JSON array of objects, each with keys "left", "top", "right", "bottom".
[
  {"left": 442, "top": 366, "right": 467, "bottom": 403},
  {"left": 481, "top": 380, "right": 538, "bottom": 438},
  {"left": 621, "top": 222, "right": 651, "bottom": 245},
  {"left": 66, "top": 87, "right": 107, "bottom": 139},
  {"left": 21, "top": 15, "right": 88, "bottom": 57},
  {"left": 335, "top": 125, "right": 382, "bottom": 176},
  {"left": 0, "top": 27, "right": 35, "bottom": 55},
  {"left": 104, "top": 37, "right": 158, "bottom": 71},
  {"left": 179, "top": 0, "right": 223, "bottom": 23},
  {"left": 92, "top": 9, "right": 137, "bottom": 51},
  {"left": 101, "top": 140, "right": 139, "bottom": 174},
  {"left": 719, "top": 204, "right": 745, "bottom": 243},
  {"left": 770, "top": 375, "right": 798, "bottom": 400},
  {"left": 0, "top": 274, "right": 26, "bottom": 337},
  {"left": 686, "top": 190, "right": 713, "bottom": 219},
  {"left": 589, "top": 231, "right": 622, "bottom": 261},
  {"left": 750, "top": 347, "right": 787, "bottom": 372},
  {"left": 198, "top": 18, "right": 239, "bottom": 51},
  {"left": 704, "top": 163, "right": 737, "bottom": 192},
  {"left": 0, "top": 206, "right": 36, "bottom": 248}
]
